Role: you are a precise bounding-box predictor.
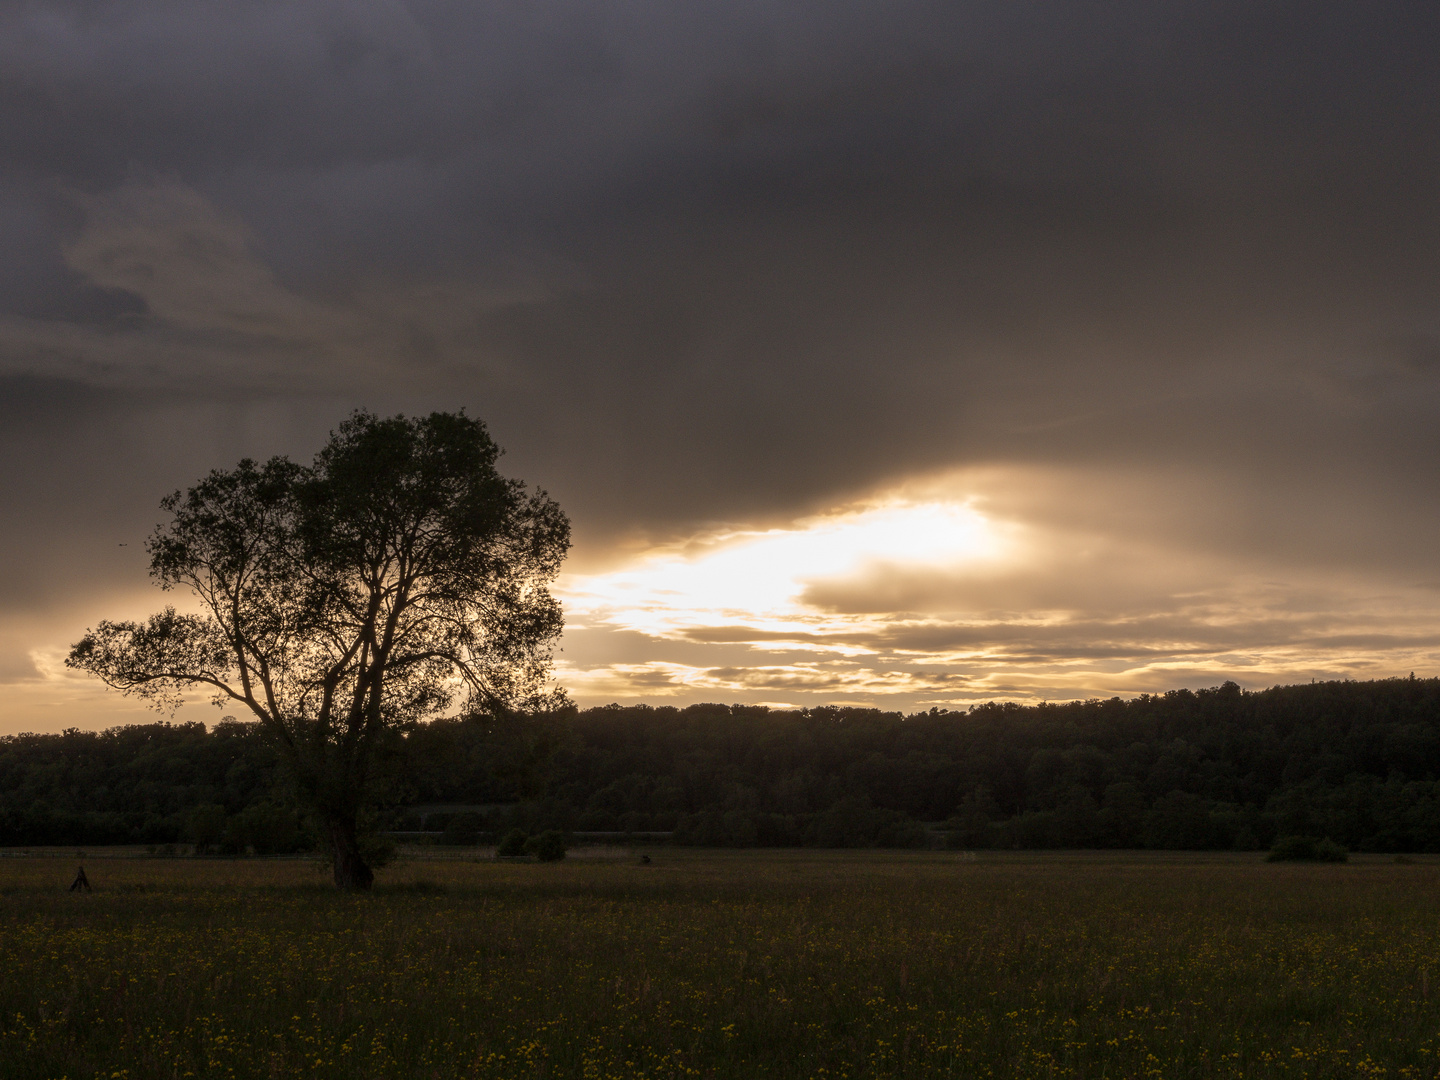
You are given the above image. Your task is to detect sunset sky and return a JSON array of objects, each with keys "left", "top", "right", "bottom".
[{"left": 2, "top": 1, "right": 1439, "bottom": 732}]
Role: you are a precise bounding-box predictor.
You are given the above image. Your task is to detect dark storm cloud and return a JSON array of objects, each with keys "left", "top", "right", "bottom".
[{"left": 3, "top": 0, "right": 1440, "bottom": 711}]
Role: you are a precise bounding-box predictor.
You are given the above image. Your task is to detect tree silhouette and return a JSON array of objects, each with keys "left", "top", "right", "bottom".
[{"left": 68, "top": 410, "right": 570, "bottom": 888}]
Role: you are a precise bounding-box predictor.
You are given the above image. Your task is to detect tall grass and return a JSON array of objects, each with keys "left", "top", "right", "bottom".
[{"left": 2, "top": 851, "right": 1437, "bottom": 1078}]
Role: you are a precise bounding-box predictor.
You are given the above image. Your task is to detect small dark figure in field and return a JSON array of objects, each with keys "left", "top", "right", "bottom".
[
  {"left": 639, "top": 854, "right": 651, "bottom": 865},
  {"left": 69, "top": 866, "right": 91, "bottom": 892}
]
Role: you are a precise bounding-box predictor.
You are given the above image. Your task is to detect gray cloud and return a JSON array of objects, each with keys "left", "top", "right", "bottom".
[{"left": 3, "top": 0, "right": 1440, "bottom": 719}]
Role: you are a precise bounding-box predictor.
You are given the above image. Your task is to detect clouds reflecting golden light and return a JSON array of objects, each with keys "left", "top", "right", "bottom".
[{"left": 557, "top": 470, "right": 1440, "bottom": 709}]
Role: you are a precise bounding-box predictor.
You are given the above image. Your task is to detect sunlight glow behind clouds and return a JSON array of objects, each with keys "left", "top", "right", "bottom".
[{"left": 559, "top": 497, "right": 1012, "bottom": 641}]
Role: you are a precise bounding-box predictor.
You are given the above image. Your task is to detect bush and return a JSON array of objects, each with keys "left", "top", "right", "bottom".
[
  {"left": 1267, "top": 835, "right": 1317, "bottom": 861},
  {"left": 1313, "top": 837, "right": 1349, "bottom": 862},
  {"left": 497, "top": 828, "right": 528, "bottom": 857},
  {"left": 1267, "top": 835, "right": 1348, "bottom": 862},
  {"left": 525, "top": 830, "right": 567, "bottom": 862}
]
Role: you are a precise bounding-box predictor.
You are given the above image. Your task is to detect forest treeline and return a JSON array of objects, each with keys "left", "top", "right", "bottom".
[{"left": 7, "top": 677, "right": 1440, "bottom": 851}]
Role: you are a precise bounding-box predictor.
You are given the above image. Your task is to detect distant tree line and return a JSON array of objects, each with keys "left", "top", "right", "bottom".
[
  {"left": 8, "top": 677, "right": 1440, "bottom": 851},
  {"left": 0, "top": 719, "right": 304, "bottom": 852}
]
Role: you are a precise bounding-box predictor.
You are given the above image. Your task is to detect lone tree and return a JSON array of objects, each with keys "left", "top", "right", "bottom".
[{"left": 68, "top": 411, "right": 570, "bottom": 889}]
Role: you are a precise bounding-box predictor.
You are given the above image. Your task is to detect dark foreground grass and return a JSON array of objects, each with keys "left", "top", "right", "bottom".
[{"left": 2, "top": 850, "right": 1438, "bottom": 1078}]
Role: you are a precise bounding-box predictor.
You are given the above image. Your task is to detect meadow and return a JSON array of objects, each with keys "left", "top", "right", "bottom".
[{"left": 1, "top": 849, "right": 1437, "bottom": 1079}]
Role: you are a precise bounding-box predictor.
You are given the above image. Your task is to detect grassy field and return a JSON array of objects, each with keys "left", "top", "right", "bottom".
[{"left": 2, "top": 850, "right": 1438, "bottom": 1079}]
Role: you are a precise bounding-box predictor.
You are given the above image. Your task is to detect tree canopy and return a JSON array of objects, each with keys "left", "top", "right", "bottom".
[{"left": 67, "top": 410, "right": 570, "bottom": 887}]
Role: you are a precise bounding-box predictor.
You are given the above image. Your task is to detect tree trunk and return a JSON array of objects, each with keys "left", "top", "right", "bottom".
[{"left": 328, "top": 816, "right": 374, "bottom": 891}]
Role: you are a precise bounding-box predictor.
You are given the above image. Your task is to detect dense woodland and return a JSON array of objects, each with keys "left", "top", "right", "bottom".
[{"left": 7, "top": 677, "right": 1440, "bottom": 851}]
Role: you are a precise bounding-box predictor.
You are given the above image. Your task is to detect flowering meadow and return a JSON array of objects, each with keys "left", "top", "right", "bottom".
[{"left": 1, "top": 850, "right": 1438, "bottom": 1079}]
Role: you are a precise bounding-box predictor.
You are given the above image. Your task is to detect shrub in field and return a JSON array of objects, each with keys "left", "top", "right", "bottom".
[
  {"left": 497, "top": 828, "right": 529, "bottom": 857},
  {"left": 1268, "top": 834, "right": 1348, "bottom": 862},
  {"left": 525, "top": 829, "right": 567, "bottom": 861},
  {"left": 1268, "top": 835, "right": 1317, "bottom": 861},
  {"left": 1314, "top": 837, "right": 1349, "bottom": 861}
]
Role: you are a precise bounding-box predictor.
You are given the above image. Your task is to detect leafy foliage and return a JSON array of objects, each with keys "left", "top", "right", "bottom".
[
  {"left": 65, "top": 411, "right": 569, "bottom": 887},
  {"left": 524, "top": 829, "right": 567, "bottom": 861},
  {"left": 495, "top": 828, "right": 528, "bottom": 857},
  {"left": 1268, "top": 835, "right": 1349, "bottom": 862},
  {"left": 0, "top": 720, "right": 287, "bottom": 848}
]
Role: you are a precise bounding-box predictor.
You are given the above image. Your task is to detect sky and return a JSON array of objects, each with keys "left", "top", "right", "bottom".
[{"left": 2, "top": 0, "right": 1439, "bottom": 733}]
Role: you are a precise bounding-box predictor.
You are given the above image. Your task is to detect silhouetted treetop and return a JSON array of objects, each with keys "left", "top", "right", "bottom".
[{"left": 67, "top": 410, "right": 570, "bottom": 887}]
